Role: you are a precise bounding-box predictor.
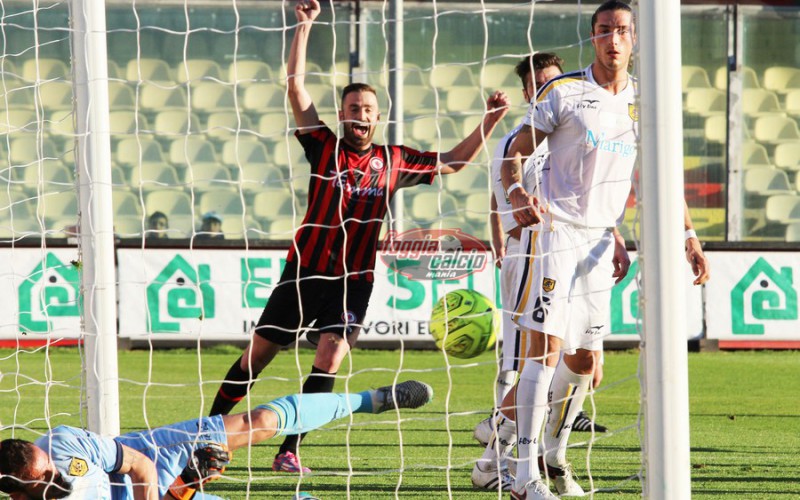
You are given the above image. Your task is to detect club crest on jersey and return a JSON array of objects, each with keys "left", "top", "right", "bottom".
[
  {"left": 628, "top": 103, "right": 639, "bottom": 122},
  {"left": 369, "top": 157, "right": 385, "bottom": 171},
  {"left": 68, "top": 457, "right": 89, "bottom": 477},
  {"left": 542, "top": 278, "right": 556, "bottom": 292},
  {"left": 341, "top": 310, "right": 357, "bottom": 324}
]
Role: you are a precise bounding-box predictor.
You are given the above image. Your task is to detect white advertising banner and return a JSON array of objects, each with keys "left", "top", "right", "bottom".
[
  {"left": 116, "top": 249, "right": 703, "bottom": 343},
  {"left": 0, "top": 248, "right": 83, "bottom": 339},
  {"left": 706, "top": 252, "right": 800, "bottom": 340}
]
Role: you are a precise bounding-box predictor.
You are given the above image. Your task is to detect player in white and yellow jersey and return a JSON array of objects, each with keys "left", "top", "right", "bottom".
[{"left": 503, "top": 2, "right": 709, "bottom": 499}]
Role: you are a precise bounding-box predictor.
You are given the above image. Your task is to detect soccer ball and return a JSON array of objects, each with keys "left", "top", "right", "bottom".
[{"left": 429, "top": 289, "right": 498, "bottom": 359}]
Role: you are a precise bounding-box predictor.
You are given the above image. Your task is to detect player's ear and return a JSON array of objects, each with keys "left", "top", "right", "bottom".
[{"left": 338, "top": 109, "right": 344, "bottom": 122}]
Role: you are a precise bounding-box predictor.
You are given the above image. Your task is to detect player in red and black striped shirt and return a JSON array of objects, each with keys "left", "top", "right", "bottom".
[{"left": 209, "top": 0, "right": 509, "bottom": 473}]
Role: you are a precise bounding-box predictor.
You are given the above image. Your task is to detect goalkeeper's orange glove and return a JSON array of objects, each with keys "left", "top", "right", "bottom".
[{"left": 167, "top": 443, "right": 231, "bottom": 500}]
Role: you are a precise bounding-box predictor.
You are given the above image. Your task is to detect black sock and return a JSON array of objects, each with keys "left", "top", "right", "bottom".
[
  {"left": 277, "top": 365, "right": 337, "bottom": 456},
  {"left": 209, "top": 355, "right": 260, "bottom": 416}
]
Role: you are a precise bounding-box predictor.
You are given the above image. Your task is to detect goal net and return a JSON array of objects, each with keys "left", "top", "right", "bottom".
[{"left": 0, "top": 0, "right": 690, "bottom": 497}]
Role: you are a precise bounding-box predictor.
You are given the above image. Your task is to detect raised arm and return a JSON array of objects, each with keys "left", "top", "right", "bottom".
[
  {"left": 287, "top": 0, "right": 321, "bottom": 132},
  {"left": 501, "top": 125, "right": 548, "bottom": 227},
  {"left": 684, "top": 200, "right": 710, "bottom": 285},
  {"left": 114, "top": 444, "right": 159, "bottom": 500},
  {"left": 438, "top": 91, "right": 509, "bottom": 174},
  {"left": 490, "top": 195, "right": 505, "bottom": 268}
]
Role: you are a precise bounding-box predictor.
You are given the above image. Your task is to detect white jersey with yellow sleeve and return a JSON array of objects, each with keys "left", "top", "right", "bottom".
[{"left": 523, "top": 65, "right": 638, "bottom": 228}]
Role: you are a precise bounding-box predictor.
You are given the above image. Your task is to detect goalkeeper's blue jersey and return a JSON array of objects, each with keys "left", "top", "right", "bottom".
[{"left": 35, "top": 417, "right": 228, "bottom": 500}]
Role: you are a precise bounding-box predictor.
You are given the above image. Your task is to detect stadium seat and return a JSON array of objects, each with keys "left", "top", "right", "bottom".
[
  {"left": 190, "top": 82, "right": 237, "bottom": 114},
  {"left": 106, "top": 60, "right": 123, "bottom": 80},
  {"left": 445, "top": 87, "right": 485, "bottom": 114},
  {"left": 251, "top": 191, "right": 298, "bottom": 222},
  {"left": 8, "top": 136, "right": 59, "bottom": 166},
  {"left": 107, "top": 81, "right": 137, "bottom": 110},
  {"left": 114, "top": 216, "right": 144, "bottom": 238},
  {"left": 198, "top": 188, "right": 245, "bottom": 217},
  {"left": 410, "top": 116, "right": 460, "bottom": 151},
  {"left": 401, "top": 85, "right": 437, "bottom": 116},
  {"left": 168, "top": 137, "right": 218, "bottom": 171},
  {"left": 37, "top": 81, "right": 73, "bottom": 111},
  {"left": 376, "top": 63, "right": 426, "bottom": 87},
  {"left": 685, "top": 88, "right": 726, "bottom": 117},
  {"left": 109, "top": 110, "right": 149, "bottom": 137},
  {"left": 740, "top": 141, "right": 773, "bottom": 170},
  {"left": 185, "top": 163, "right": 233, "bottom": 191},
  {"left": 128, "top": 163, "right": 182, "bottom": 193},
  {"left": 264, "top": 217, "right": 297, "bottom": 241},
  {"left": 153, "top": 110, "right": 201, "bottom": 137},
  {"left": 329, "top": 61, "right": 350, "bottom": 88},
  {"left": 762, "top": 66, "right": 800, "bottom": 95},
  {"left": 305, "top": 83, "right": 338, "bottom": 112},
  {"left": 0, "top": 217, "right": 43, "bottom": 242},
  {"left": 215, "top": 215, "right": 262, "bottom": 240},
  {"left": 174, "top": 59, "right": 223, "bottom": 84},
  {"left": 258, "top": 113, "right": 294, "bottom": 142},
  {"left": 784, "top": 90, "right": 800, "bottom": 119},
  {"left": 112, "top": 189, "right": 143, "bottom": 218},
  {"left": 238, "top": 164, "right": 285, "bottom": 194},
  {"left": 22, "top": 160, "right": 74, "bottom": 192},
  {"left": 227, "top": 60, "right": 274, "bottom": 87},
  {"left": 221, "top": 138, "right": 271, "bottom": 171},
  {"left": 445, "top": 167, "right": 489, "bottom": 195},
  {"left": 744, "top": 168, "right": 793, "bottom": 197},
  {"left": 0, "top": 81, "right": 34, "bottom": 111},
  {"left": 145, "top": 190, "right": 193, "bottom": 218},
  {"left": 115, "top": 137, "right": 168, "bottom": 170},
  {"left": 47, "top": 110, "right": 74, "bottom": 139},
  {"left": 272, "top": 140, "right": 306, "bottom": 172},
  {"left": 704, "top": 114, "right": 727, "bottom": 145},
  {"left": 242, "top": 83, "right": 286, "bottom": 114},
  {"left": 0, "top": 190, "right": 36, "bottom": 219},
  {"left": 753, "top": 115, "right": 800, "bottom": 145},
  {"left": 110, "top": 164, "right": 127, "bottom": 189},
  {"left": 479, "top": 63, "right": 518, "bottom": 90},
  {"left": 785, "top": 222, "right": 800, "bottom": 242},
  {"left": 278, "top": 61, "right": 325, "bottom": 85},
  {"left": 0, "top": 109, "right": 37, "bottom": 135},
  {"left": 463, "top": 191, "right": 492, "bottom": 225},
  {"left": 138, "top": 84, "right": 189, "bottom": 114},
  {"left": 204, "top": 112, "right": 255, "bottom": 142},
  {"left": 408, "top": 191, "right": 460, "bottom": 223},
  {"left": 774, "top": 142, "right": 800, "bottom": 172},
  {"left": 37, "top": 189, "right": 78, "bottom": 222},
  {"left": 126, "top": 58, "right": 173, "bottom": 84},
  {"left": 430, "top": 65, "right": 475, "bottom": 88},
  {"left": 741, "top": 89, "right": 784, "bottom": 120},
  {"left": 21, "top": 58, "right": 69, "bottom": 82},
  {"left": 714, "top": 65, "right": 760, "bottom": 90},
  {"left": 765, "top": 194, "right": 800, "bottom": 224},
  {"left": 681, "top": 65, "right": 712, "bottom": 92}
]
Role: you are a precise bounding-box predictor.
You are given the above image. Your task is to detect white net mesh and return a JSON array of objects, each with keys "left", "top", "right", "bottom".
[{"left": 0, "top": 1, "right": 649, "bottom": 498}]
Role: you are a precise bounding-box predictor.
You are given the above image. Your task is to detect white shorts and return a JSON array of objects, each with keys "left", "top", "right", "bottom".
[
  {"left": 512, "top": 224, "right": 616, "bottom": 354},
  {"left": 500, "top": 236, "right": 529, "bottom": 372}
]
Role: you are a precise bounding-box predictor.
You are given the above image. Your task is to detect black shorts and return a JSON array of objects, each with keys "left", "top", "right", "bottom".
[{"left": 254, "top": 261, "right": 374, "bottom": 346}]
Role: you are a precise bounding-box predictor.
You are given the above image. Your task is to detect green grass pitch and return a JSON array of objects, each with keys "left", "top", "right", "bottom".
[{"left": 1, "top": 347, "right": 799, "bottom": 498}]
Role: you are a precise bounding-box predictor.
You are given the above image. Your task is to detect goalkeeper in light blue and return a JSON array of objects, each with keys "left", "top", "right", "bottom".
[{"left": 0, "top": 381, "right": 432, "bottom": 500}]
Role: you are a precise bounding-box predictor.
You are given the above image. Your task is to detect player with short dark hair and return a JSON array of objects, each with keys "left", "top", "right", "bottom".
[
  {"left": 0, "top": 381, "right": 432, "bottom": 500},
  {"left": 208, "top": 0, "right": 509, "bottom": 475},
  {"left": 504, "top": 2, "right": 708, "bottom": 498}
]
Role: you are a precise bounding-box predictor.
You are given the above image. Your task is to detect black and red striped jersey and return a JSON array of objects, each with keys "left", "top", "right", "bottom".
[{"left": 286, "top": 123, "right": 439, "bottom": 282}]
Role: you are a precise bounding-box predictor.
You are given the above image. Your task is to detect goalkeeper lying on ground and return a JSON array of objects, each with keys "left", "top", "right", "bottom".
[{"left": 0, "top": 380, "right": 432, "bottom": 499}]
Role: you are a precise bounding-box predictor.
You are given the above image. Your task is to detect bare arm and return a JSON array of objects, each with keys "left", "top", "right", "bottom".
[
  {"left": 490, "top": 196, "right": 504, "bottom": 268},
  {"left": 500, "top": 126, "right": 548, "bottom": 227},
  {"left": 114, "top": 444, "right": 159, "bottom": 500},
  {"left": 611, "top": 227, "right": 630, "bottom": 284},
  {"left": 438, "top": 91, "right": 509, "bottom": 173},
  {"left": 287, "top": 0, "right": 321, "bottom": 133},
  {"left": 684, "top": 201, "right": 710, "bottom": 285}
]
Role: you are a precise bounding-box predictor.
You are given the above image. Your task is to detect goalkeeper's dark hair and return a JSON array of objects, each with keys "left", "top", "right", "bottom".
[
  {"left": 591, "top": 1, "right": 634, "bottom": 32},
  {"left": 514, "top": 53, "right": 565, "bottom": 88},
  {"left": 340, "top": 83, "right": 378, "bottom": 106},
  {"left": 0, "top": 439, "right": 35, "bottom": 493}
]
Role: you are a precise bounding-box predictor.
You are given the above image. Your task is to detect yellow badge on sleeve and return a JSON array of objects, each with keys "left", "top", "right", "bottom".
[
  {"left": 542, "top": 278, "right": 556, "bottom": 293},
  {"left": 628, "top": 103, "right": 639, "bottom": 122},
  {"left": 68, "top": 457, "right": 89, "bottom": 477}
]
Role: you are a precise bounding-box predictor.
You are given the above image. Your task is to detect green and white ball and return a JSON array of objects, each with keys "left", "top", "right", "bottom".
[{"left": 429, "top": 289, "right": 498, "bottom": 359}]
